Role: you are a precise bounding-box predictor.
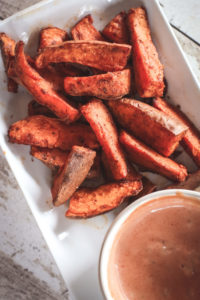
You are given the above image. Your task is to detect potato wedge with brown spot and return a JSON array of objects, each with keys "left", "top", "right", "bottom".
[
  {"left": 127, "top": 8, "right": 164, "bottom": 97},
  {"left": 102, "top": 12, "right": 129, "bottom": 44},
  {"left": 52, "top": 146, "right": 96, "bottom": 206},
  {"left": 64, "top": 69, "right": 131, "bottom": 100},
  {"left": 153, "top": 97, "right": 200, "bottom": 167},
  {"left": 71, "top": 14, "right": 104, "bottom": 41},
  {"left": 120, "top": 130, "right": 188, "bottom": 182},
  {"left": 66, "top": 180, "right": 142, "bottom": 218},
  {"left": 35, "top": 40, "right": 131, "bottom": 71},
  {"left": 81, "top": 99, "right": 127, "bottom": 180},
  {"left": 8, "top": 115, "right": 99, "bottom": 150},
  {"left": 15, "top": 41, "right": 80, "bottom": 123},
  {"left": 108, "top": 98, "right": 188, "bottom": 157}
]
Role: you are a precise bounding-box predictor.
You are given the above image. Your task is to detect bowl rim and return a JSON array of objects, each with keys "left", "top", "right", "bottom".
[{"left": 99, "top": 188, "right": 200, "bottom": 300}]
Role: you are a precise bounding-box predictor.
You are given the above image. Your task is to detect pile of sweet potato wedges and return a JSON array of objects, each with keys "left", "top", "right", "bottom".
[{"left": 1, "top": 7, "right": 200, "bottom": 218}]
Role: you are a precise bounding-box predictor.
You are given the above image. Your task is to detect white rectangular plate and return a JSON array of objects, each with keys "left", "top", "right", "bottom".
[{"left": 0, "top": 0, "right": 199, "bottom": 299}]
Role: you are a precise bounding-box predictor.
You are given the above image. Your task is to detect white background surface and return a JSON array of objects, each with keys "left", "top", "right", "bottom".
[{"left": 0, "top": 0, "right": 199, "bottom": 299}]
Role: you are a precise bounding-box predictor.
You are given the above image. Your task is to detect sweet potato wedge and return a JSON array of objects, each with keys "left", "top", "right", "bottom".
[
  {"left": 120, "top": 130, "right": 188, "bottom": 182},
  {"left": 52, "top": 146, "right": 96, "bottom": 206},
  {"left": 102, "top": 12, "right": 129, "bottom": 44},
  {"left": 65, "top": 179, "right": 142, "bottom": 218},
  {"left": 0, "top": 32, "right": 18, "bottom": 92},
  {"left": 101, "top": 151, "right": 141, "bottom": 182},
  {"left": 127, "top": 8, "right": 164, "bottom": 97},
  {"left": 28, "top": 100, "right": 56, "bottom": 117},
  {"left": 30, "top": 146, "right": 69, "bottom": 170},
  {"left": 108, "top": 98, "right": 188, "bottom": 157},
  {"left": 8, "top": 115, "right": 99, "bottom": 150},
  {"left": 31, "top": 146, "right": 101, "bottom": 179},
  {"left": 15, "top": 41, "right": 80, "bottom": 123},
  {"left": 153, "top": 97, "right": 200, "bottom": 167},
  {"left": 81, "top": 99, "right": 127, "bottom": 180},
  {"left": 166, "top": 169, "right": 200, "bottom": 190},
  {"left": 38, "top": 26, "right": 68, "bottom": 51},
  {"left": 35, "top": 40, "right": 132, "bottom": 71},
  {"left": 64, "top": 69, "right": 131, "bottom": 100},
  {"left": 71, "top": 14, "right": 104, "bottom": 41}
]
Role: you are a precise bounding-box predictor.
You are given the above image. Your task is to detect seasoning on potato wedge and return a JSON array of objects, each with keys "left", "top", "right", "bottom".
[
  {"left": 71, "top": 14, "right": 104, "bottom": 41},
  {"left": 64, "top": 69, "right": 131, "bottom": 100},
  {"left": 81, "top": 99, "right": 127, "bottom": 180},
  {"left": 127, "top": 7, "right": 165, "bottom": 97},
  {"left": 35, "top": 40, "right": 132, "bottom": 71},
  {"left": 108, "top": 98, "right": 188, "bottom": 157},
  {"left": 120, "top": 130, "right": 188, "bottom": 182},
  {"left": 153, "top": 97, "right": 200, "bottom": 167},
  {"left": 8, "top": 115, "right": 99, "bottom": 150},
  {"left": 66, "top": 179, "right": 142, "bottom": 218}
]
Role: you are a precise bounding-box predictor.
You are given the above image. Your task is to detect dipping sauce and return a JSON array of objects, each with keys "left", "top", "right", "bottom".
[{"left": 108, "top": 193, "right": 200, "bottom": 300}]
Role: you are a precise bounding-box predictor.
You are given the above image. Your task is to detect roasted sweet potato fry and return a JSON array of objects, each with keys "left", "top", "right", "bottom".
[
  {"left": 15, "top": 41, "right": 80, "bottom": 123},
  {"left": 120, "top": 130, "right": 188, "bottom": 182},
  {"left": 35, "top": 40, "right": 132, "bottom": 71},
  {"left": 8, "top": 115, "right": 99, "bottom": 150},
  {"left": 127, "top": 8, "right": 164, "bottom": 97},
  {"left": 28, "top": 100, "right": 56, "bottom": 117},
  {"left": 166, "top": 169, "right": 200, "bottom": 190},
  {"left": 31, "top": 145, "right": 101, "bottom": 179},
  {"left": 0, "top": 32, "right": 18, "bottom": 92},
  {"left": 66, "top": 179, "right": 142, "bottom": 218},
  {"left": 101, "top": 151, "right": 141, "bottom": 182},
  {"left": 52, "top": 146, "right": 96, "bottom": 206},
  {"left": 71, "top": 14, "right": 104, "bottom": 41},
  {"left": 38, "top": 26, "right": 68, "bottom": 51},
  {"left": 102, "top": 12, "right": 129, "bottom": 44},
  {"left": 64, "top": 69, "right": 131, "bottom": 100},
  {"left": 31, "top": 146, "right": 69, "bottom": 170},
  {"left": 108, "top": 98, "right": 188, "bottom": 157},
  {"left": 81, "top": 99, "right": 127, "bottom": 180},
  {"left": 153, "top": 97, "right": 200, "bottom": 167}
]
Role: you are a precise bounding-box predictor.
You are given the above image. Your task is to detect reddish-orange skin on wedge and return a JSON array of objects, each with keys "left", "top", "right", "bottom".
[
  {"left": 127, "top": 8, "right": 164, "bottom": 97},
  {"left": 71, "top": 14, "right": 104, "bottom": 41},
  {"left": 64, "top": 69, "right": 131, "bottom": 100},
  {"left": 8, "top": 115, "right": 99, "bottom": 150},
  {"left": 31, "top": 146, "right": 69, "bottom": 169},
  {"left": 81, "top": 99, "right": 127, "bottom": 180},
  {"left": 153, "top": 97, "right": 200, "bottom": 167},
  {"left": 35, "top": 40, "right": 132, "bottom": 71},
  {"left": 0, "top": 32, "right": 18, "bottom": 92},
  {"left": 108, "top": 98, "right": 188, "bottom": 157},
  {"left": 15, "top": 41, "right": 80, "bottom": 123},
  {"left": 120, "top": 130, "right": 188, "bottom": 182},
  {"left": 102, "top": 12, "right": 129, "bottom": 44},
  {"left": 38, "top": 26, "right": 68, "bottom": 51},
  {"left": 65, "top": 180, "right": 142, "bottom": 218}
]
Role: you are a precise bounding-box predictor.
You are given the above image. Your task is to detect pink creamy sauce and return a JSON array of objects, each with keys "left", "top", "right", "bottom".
[{"left": 108, "top": 194, "right": 200, "bottom": 300}]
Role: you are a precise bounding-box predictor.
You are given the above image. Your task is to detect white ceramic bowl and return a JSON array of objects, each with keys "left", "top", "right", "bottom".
[{"left": 99, "top": 189, "right": 200, "bottom": 300}]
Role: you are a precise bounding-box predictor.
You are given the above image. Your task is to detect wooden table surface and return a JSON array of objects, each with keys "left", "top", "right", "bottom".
[{"left": 0, "top": 1, "right": 199, "bottom": 299}]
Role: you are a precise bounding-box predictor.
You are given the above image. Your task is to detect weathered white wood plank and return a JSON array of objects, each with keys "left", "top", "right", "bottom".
[{"left": 160, "top": 0, "right": 200, "bottom": 44}]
